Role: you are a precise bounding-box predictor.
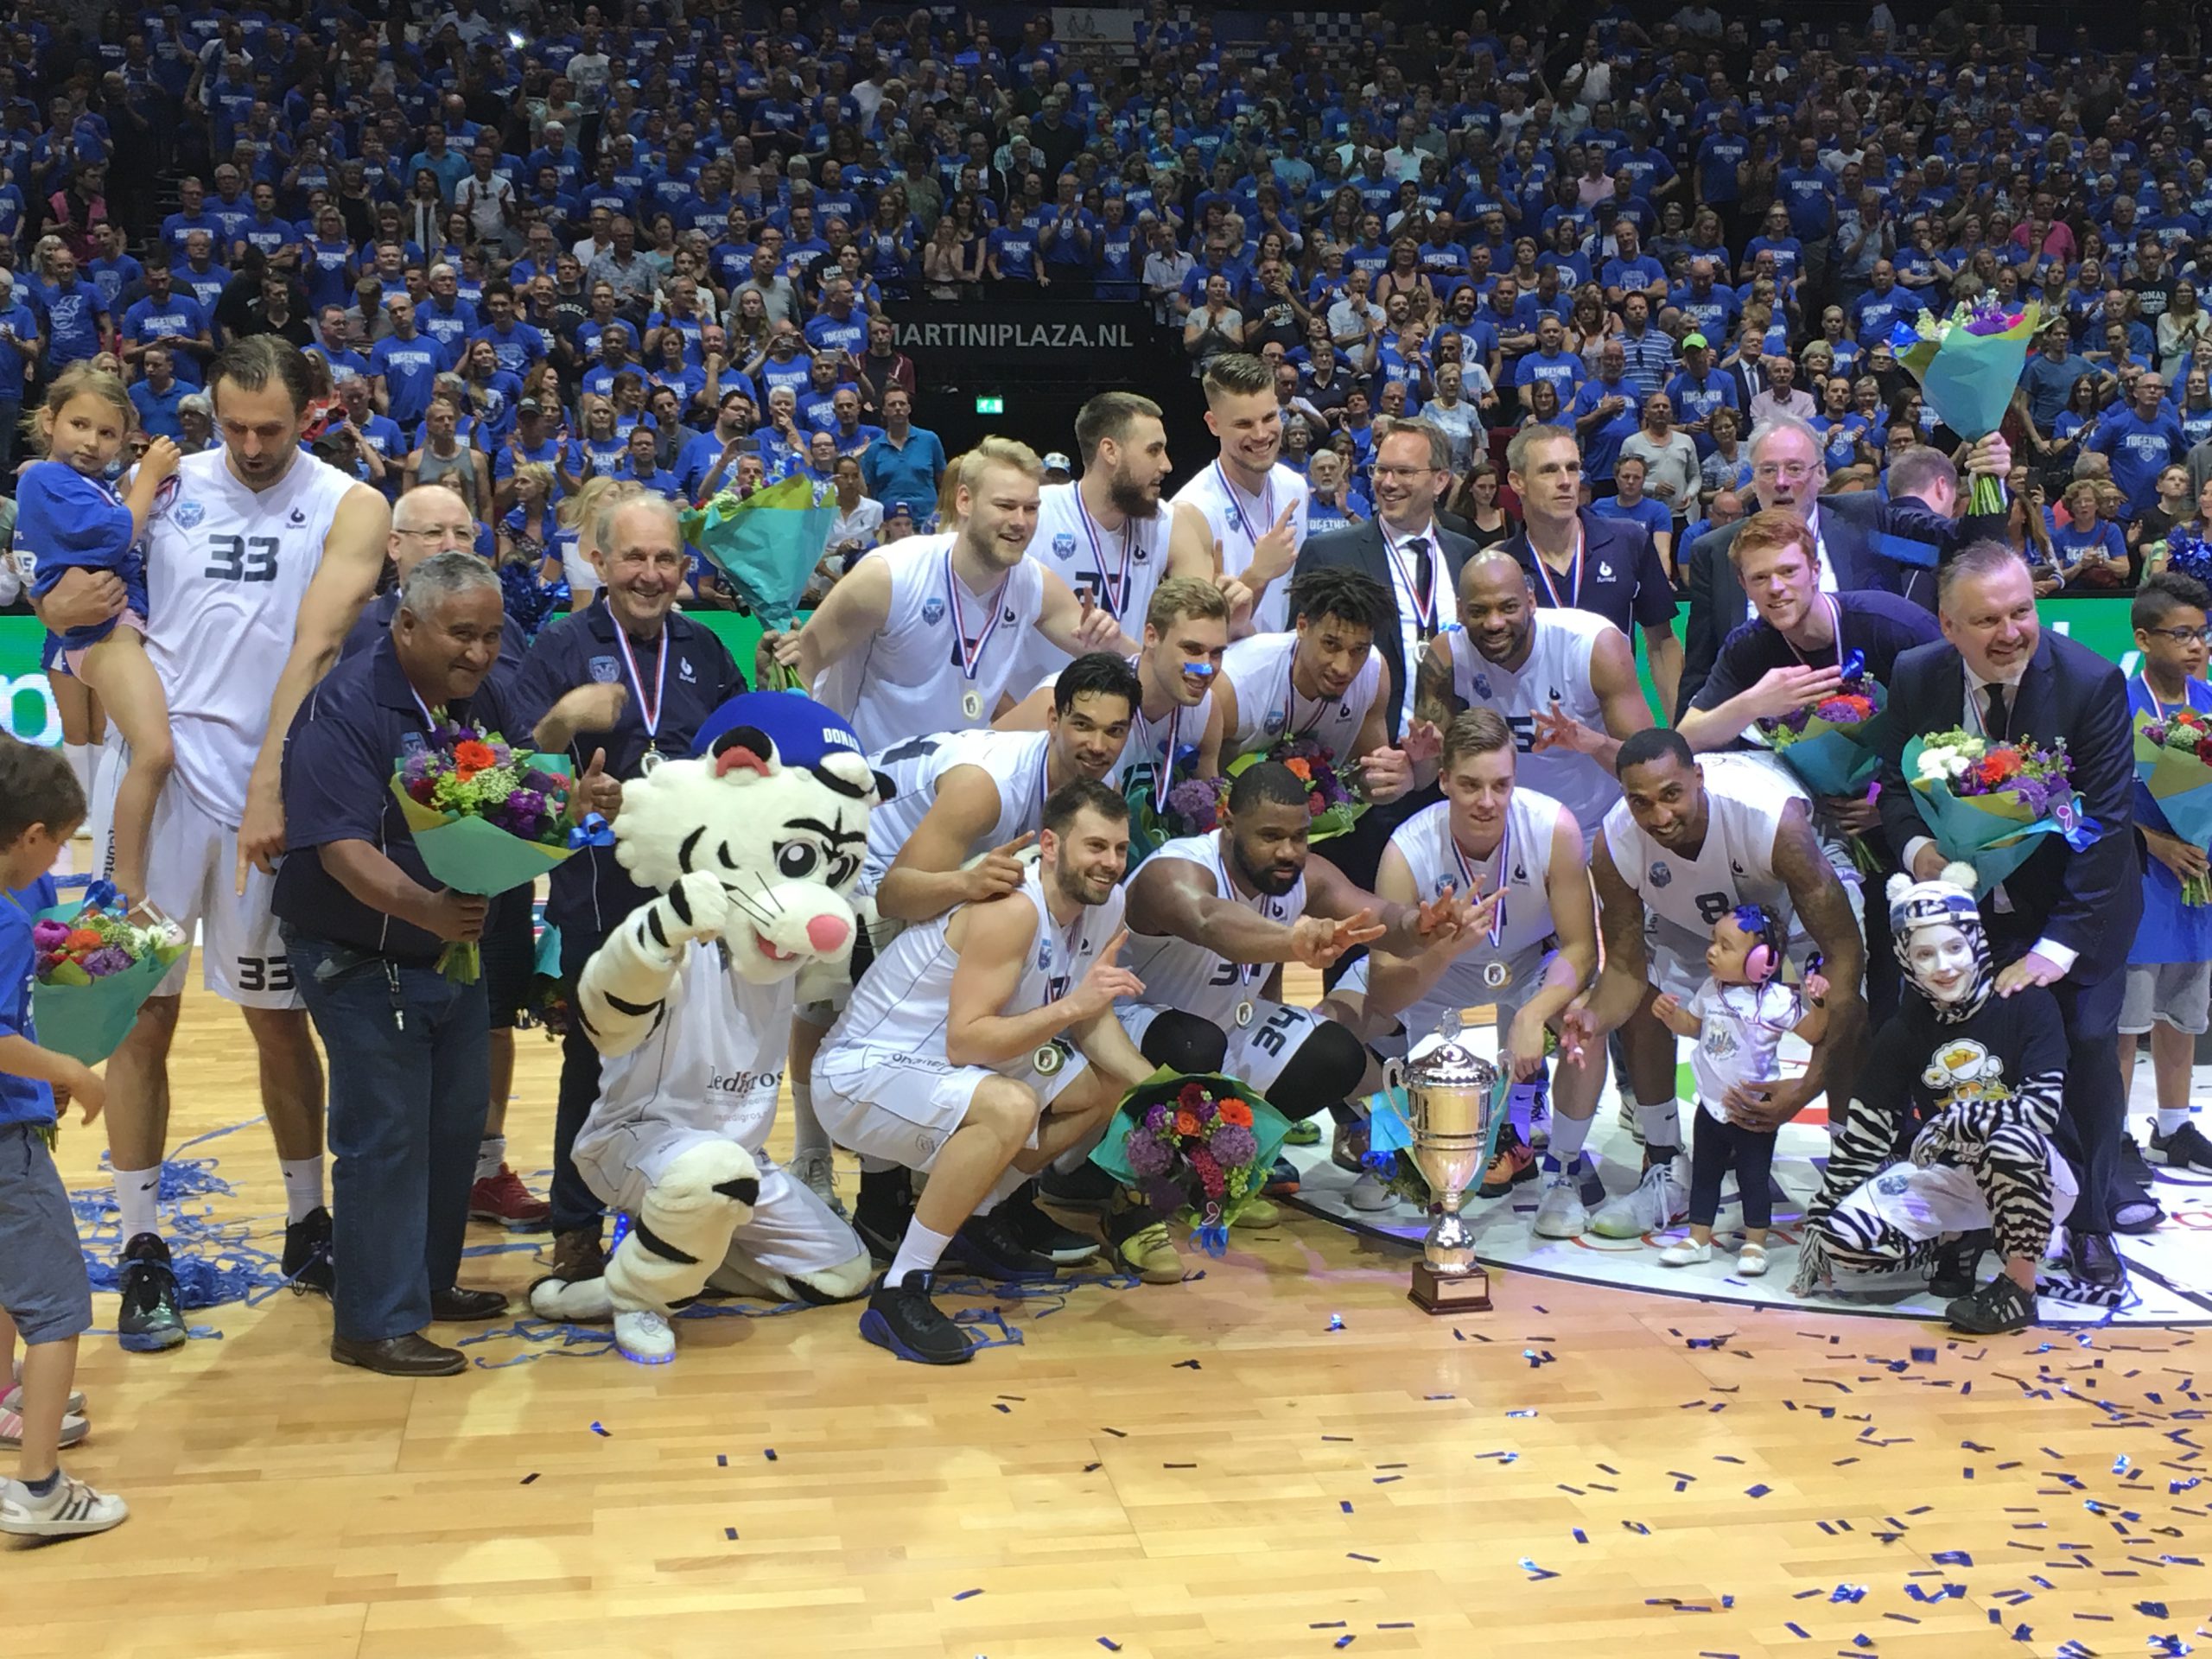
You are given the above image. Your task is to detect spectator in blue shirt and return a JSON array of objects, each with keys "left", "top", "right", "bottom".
[
  {"left": 2052, "top": 480, "right": 2130, "bottom": 588},
  {"left": 1571, "top": 339, "right": 1643, "bottom": 487},
  {"left": 2018, "top": 320, "right": 2108, "bottom": 431},
  {"left": 127, "top": 347, "right": 190, "bottom": 439},
  {"left": 35, "top": 250, "right": 111, "bottom": 371},
  {"left": 1591, "top": 454, "right": 1676, "bottom": 571},
  {"left": 859, "top": 385, "right": 945, "bottom": 516},
  {"left": 2090, "top": 371, "right": 2190, "bottom": 515}
]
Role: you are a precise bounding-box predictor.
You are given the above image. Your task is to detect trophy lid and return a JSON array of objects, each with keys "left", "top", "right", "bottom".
[{"left": 1405, "top": 1031, "right": 1497, "bottom": 1093}]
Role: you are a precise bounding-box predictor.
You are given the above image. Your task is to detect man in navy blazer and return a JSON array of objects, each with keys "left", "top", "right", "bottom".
[
  {"left": 1680, "top": 423, "right": 2009, "bottom": 715},
  {"left": 1876, "top": 541, "right": 2141, "bottom": 1287},
  {"left": 1294, "top": 416, "right": 1477, "bottom": 893}
]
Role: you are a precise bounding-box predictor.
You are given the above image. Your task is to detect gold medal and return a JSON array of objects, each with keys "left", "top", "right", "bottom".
[
  {"left": 1484, "top": 961, "right": 1511, "bottom": 990},
  {"left": 1235, "top": 1000, "right": 1256, "bottom": 1028},
  {"left": 1033, "top": 1041, "right": 1065, "bottom": 1076},
  {"left": 962, "top": 689, "right": 984, "bottom": 719}
]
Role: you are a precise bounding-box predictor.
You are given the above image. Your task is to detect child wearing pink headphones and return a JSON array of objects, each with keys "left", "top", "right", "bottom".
[{"left": 1648, "top": 905, "right": 1829, "bottom": 1276}]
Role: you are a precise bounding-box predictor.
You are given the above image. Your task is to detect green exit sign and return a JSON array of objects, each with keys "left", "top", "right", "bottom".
[{"left": 975, "top": 394, "right": 1005, "bottom": 415}]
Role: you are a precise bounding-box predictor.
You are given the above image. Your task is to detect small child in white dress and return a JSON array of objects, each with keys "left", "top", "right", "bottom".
[{"left": 1649, "top": 904, "right": 1828, "bottom": 1275}]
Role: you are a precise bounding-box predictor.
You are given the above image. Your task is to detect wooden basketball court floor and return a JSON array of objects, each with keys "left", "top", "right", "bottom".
[{"left": 10, "top": 979, "right": 2210, "bottom": 1659}]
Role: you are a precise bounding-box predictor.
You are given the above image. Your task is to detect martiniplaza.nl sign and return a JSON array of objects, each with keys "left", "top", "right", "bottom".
[
  {"left": 889, "top": 303, "right": 1147, "bottom": 367},
  {"left": 0, "top": 602, "right": 2144, "bottom": 748}
]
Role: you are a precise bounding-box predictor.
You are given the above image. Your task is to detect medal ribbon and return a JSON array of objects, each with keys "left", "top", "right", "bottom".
[
  {"left": 1212, "top": 835, "right": 1262, "bottom": 991},
  {"left": 1450, "top": 811, "right": 1511, "bottom": 957},
  {"left": 1529, "top": 522, "right": 1583, "bottom": 609},
  {"left": 944, "top": 550, "right": 1011, "bottom": 683},
  {"left": 1215, "top": 461, "right": 1271, "bottom": 554},
  {"left": 1381, "top": 520, "right": 1440, "bottom": 637},
  {"left": 1073, "top": 486, "right": 1134, "bottom": 617},
  {"left": 613, "top": 622, "right": 668, "bottom": 748}
]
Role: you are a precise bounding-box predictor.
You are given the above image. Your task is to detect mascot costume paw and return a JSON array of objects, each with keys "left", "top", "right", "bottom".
[{"left": 529, "top": 693, "right": 887, "bottom": 1363}]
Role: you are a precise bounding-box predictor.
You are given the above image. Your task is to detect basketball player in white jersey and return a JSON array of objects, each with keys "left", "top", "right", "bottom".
[
  {"left": 1216, "top": 567, "right": 1414, "bottom": 798},
  {"left": 997, "top": 577, "right": 1228, "bottom": 840},
  {"left": 1010, "top": 391, "right": 1238, "bottom": 689},
  {"left": 760, "top": 438, "right": 1136, "bottom": 753},
  {"left": 1413, "top": 551, "right": 1653, "bottom": 852},
  {"left": 1119, "top": 761, "right": 1469, "bottom": 1136},
  {"left": 34, "top": 337, "right": 391, "bottom": 1350},
  {"left": 1560, "top": 728, "right": 1867, "bottom": 1239},
  {"left": 1353, "top": 710, "right": 1607, "bottom": 1232},
  {"left": 1171, "top": 354, "right": 1309, "bottom": 634},
  {"left": 814, "top": 782, "right": 1154, "bottom": 1364}
]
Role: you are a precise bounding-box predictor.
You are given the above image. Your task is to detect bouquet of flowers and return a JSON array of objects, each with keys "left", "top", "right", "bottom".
[
  {"left": 1905, "top": 728, "right": 2097, "bottom": 896},
  {"left": 1755, "top": 650, "right": 1889, "bottom": 796},
  {"left": 391, "top": 723, "right": 586, "bottom": 980},
  {"left": 1125, "top": 741, "right": 1211, "bottom": 863},
  {"left": 681, "top": 474, "right": 836, "bottom": 690},
  {"left": 1162, "top": 777, "right": 1223, "bottom": 836},
  {"left": 31, "top": 886, "right": 189, "bottom": 1064},
  {"left": 1090, "top": 1069, "right": 1294, "bottom": 1255},
  {"left": 2134, "top": 704, "right": 2212, "bottom": 904},
  {"left": 1226, "top": 736, "right": 1366, "bottom": 842},
  {"left": 1887, "top": 299, "right": 2042, "bottom": 513}
]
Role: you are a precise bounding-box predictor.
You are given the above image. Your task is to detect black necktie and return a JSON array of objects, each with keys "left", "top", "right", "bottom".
[
  {"left": 1983, "top": 682, "right": 2011, "bottom": 741},
  {"left": 1407, "top": 536, "right": 1434, "bottom": 636}
]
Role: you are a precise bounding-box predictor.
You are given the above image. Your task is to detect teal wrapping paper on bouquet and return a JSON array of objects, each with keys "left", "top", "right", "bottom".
[{"left": 30, "top": 891, "right": 188, "bottom": 1065}]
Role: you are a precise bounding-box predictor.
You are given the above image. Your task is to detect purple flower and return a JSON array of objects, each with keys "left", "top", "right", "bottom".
[
  {"left": 1144, "top": 1103, "right": 1172, "bottom": 1134},
  {"left": 80, "top": 946, "right": 134, "bottom": 978},
  {"left": 1125, "top": 1128, "right": 1176, "bottom": 1177},
  {"left": 1165, "top": 778, "right": 1221, "bottom": 834},
  {"left": 1210, "top": 1124, "right": 1258, "bottom": 1169},
  {"left": 522, "top": 769, "right": 566, "bottom": 795}
]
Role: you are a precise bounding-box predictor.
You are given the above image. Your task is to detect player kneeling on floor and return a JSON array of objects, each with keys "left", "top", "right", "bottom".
[
  {"left": 814, "top": 780, "right": 1157, "bottom": 1364},
  {"left": 531, "top": 693, "right": 884, "bottom": 1364}
]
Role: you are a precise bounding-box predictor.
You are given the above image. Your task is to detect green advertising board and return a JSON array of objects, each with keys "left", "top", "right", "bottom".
[{"left": 0, "top": 601, "right": 2144, "bottom": 747}]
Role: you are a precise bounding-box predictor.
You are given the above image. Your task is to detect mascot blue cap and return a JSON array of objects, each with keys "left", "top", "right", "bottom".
[{"left": 691, "top": 691, "right": 868, "bottom": 771}]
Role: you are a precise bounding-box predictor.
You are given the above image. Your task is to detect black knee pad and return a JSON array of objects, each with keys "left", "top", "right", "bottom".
[
  {"left": 1140, "top": 1009, "right": 1230, "bottom": 1075},
  {"left": 1268, "top": 1019, "right": 1370, "bottom": 1121}
]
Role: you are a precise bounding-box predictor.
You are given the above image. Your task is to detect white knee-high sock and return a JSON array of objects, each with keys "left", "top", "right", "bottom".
[
  {"left": 1548, "top": 1111, "right": 1593, "bottom": 1170},
  {"left": 113, "top": 1164, "right": 162, "bottom": 1243}
]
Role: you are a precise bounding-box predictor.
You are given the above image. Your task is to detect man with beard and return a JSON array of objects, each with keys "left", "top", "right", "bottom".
[
  {"left": 1559, "top": 729, "right": 1868, "bottom": 1241},
  {"left": 1414, "top": 550, "right": 1654, "bottom": 855},
  {"left": 760, "top": 439, "right": 1134, "bottom": 753},
  {"left": 1118, "top": 762, "right": 1469, "bottom": 1139},
  {"left": 1014, "top": 391, "right": 1237, "bottom": 686},
  {"left": 998, "top": 579, "right": 1230, "bottom": 836},
  {"left": 814, "top": 783, "right": 1154, "bottom": 1363},
  {"left": 1172, "top": 354, "right": 1311, "bottom": 633}
]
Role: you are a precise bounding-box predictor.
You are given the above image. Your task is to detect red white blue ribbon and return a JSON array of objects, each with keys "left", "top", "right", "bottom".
[
  {"left": 612, "top": 622, "right": 668, "bottom": 748},
  {"left": 1073, "top": 486, "right": 1134, "bottom": 617},
  {"left": 944, "top": 550, "right": 1011, "bottom": 683},
  {"left": 1528, "top": 522, "right": 1583, "bottom": 609}
]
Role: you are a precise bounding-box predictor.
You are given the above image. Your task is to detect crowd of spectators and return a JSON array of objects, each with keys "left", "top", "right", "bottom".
[{"left": 3, "top": 1, "right": 2212, "bottom": 601}]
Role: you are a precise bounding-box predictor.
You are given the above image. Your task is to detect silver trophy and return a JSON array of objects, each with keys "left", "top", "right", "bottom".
[{"left": 1402, "top": 1012, "right": 1496, "bottom": 1313}]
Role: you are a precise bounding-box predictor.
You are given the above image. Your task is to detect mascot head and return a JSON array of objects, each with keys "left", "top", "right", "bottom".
[{"left": 614, "top": 692, "right": 887, "bottom": 984}]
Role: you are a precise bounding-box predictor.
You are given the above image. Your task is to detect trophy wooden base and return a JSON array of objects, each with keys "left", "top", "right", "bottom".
[{"left": 1409, "top": 1262, "right": 1491, "bottom": 1313}]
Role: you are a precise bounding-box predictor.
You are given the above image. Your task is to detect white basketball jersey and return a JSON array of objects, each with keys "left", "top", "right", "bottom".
[
  {"left": 1447, "top": 607, "right": 1621, "bottom": 852},
  {"left": 1600, "top": 752, "right": 1811, "bottom": 978},
  {"left": 862, "top": 728, "right": 1052, "bottom": 883},
  {"left": 1125, "top": 831, "right": 1307, "bottom": 1028},
  {"left": 582, "top": 949, "right": 791, "bottom": 1177},
  {"left": 1220, "top": 630, "right": 1382, "bottom": 763},
  {"left": 1387, "top": 790, "right": 1564, "bottom": 1032},
  {"left": 144, "top": 448, "right": 359, "bottom": 823},
  {"left": 813, "top": 533, "right": 1048, "bottom": 754},
  {"left": 1170, "top": 461, "right": 1308, "bottom": 632},
  {"left": 1013, "top": 481, "right": 1178, "bottom": 687},
  {"left": 830, "top": 866, "right": 1125, "bottom": 1071},
  {"left": 1040, "top": 653, "right": 1212, "bottom": 800}
]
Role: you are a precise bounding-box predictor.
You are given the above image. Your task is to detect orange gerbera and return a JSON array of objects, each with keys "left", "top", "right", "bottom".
[
  {"left": 1173, "top": 1109, "right": 1202, "bottom": 1136},
  {"left": 1974, "top": 749, "right": 2020, "bottom": 787},
  {"left": 1217, "top": 1099, "right": 1253, "bottom": 1127},
  {"left": 65, "top": 929, "right": 104, "bottom": 951},
  {"left": 454, "top": 739, "right": 498, "bottom": 779},
  {"left": 1285, "top": 757, "right": 1313, "bottom": 781}
]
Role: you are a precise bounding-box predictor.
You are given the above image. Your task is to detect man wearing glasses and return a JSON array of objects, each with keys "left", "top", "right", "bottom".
[{"left": 1678, "top": 416, "right": 2010, "bottom": 715}]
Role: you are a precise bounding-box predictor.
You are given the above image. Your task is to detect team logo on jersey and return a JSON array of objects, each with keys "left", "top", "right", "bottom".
[
  {"left": 1052, "top": 531, "right": 1077, "bottom": 557},
  {"left": 588, "top": 654, "right": 621, "bottom": 683},
  {"left": 1649, "top": 861, "right": 1672, "bottom": 887},
  {"left": 399, "top": 730, "right": 429, "bottom": 757},
  {"left": 1731, "top": 859, "right": 1745, "bottom": 876},
  {"left": 679, "top": 657, "right": 696, "bottom": 683},
  {"left": 1133, "top": 540, "right": 1150, "bottom": 563},
  {"left": 1001, "top": 607, "right": 1017, "bottom": 624},
  {"left": 1548, "top": 685, "right": 1561, "bottom": 702},
  {"left": 151, "top": 475, "right": 181, "bottom": 518},
  {"left": 1471, "top": 672, "right": 1494, "bottom": 700},
  {"left": 922, "top": 597, "right": 946, "bottom": 626},
  {"left": 1513, "top": 862, "right": 1527, "bottom": 882},
  {"left": 1037, "top": 938, "right": 1052, "bottom": 969},
  {"left": 288, "top": 507, "right": 308, "bottom": 526},
  {"left": 173, "top": 499, "right": 204, "bottom": 529},
  {"left": 1598, "top": 562, "right": 1614, "bottom": 579},
  {"left": 1263, "top": 710, "right": 1286, "bottom": 737}
]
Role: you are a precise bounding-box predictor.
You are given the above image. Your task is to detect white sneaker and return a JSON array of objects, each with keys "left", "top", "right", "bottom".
[
  {"left": 1658, "top": 1237, "right": 1711, "bottom": 1267},
  {"left": 789, "top": 1149, "right": 849, "bottom": 1219},
  {"left": 1738, "top": 1241, "right": 1770, "bottom": 1277},
  {"left": 1347, "top": 1169, "right": 1398, "bottom": 1211},
  {"left": 614, "top": 1307, "right": 676, "bottom": 1365},
  {"left": 1590, "top": 1159, "right": 1688, "bottom": 1240},
  {"left": 1531, "top": 1167, "right": 1589, "bottom": 1238},
  {"left": 3, "top": 1367, "right": 86, "bottom": 1416},
  {"left": 0, "top": 1405, "right": 88, "bottom": 1449},
  {"left": 0, "top": 1471, "right": 127, "bottom": 1537}
]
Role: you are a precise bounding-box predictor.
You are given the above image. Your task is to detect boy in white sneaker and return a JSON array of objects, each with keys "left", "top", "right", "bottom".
[
  {"left": 1647, "top": 905, "right": 1828, "bottom": 1276},
  {"left": 0, "top": 739, "right": 128, "bottom": 1539}
]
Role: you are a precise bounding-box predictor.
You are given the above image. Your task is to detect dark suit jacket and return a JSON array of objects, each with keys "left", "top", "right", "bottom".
[
  {"left": 1679, "top": 491, "right": 2005, "bottom": 716},
  {"left": 1875, "top": 631, "right": 2141, "bottom": 985},
  {"left": 1296, "top": 518, "right": 1477, "bottom": 740}
]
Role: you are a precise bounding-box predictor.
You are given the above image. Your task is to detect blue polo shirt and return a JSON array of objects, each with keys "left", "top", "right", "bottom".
[
  {"left": 130, "top": 378, "right": 189, "bottom": 439},
  {"left": 1591, "top": 492, "right": 1673, "bottom": 543},
  {"left": 274, "top": 635, "right": 518, "bottom": 965},
  {"left": 369, "top": 334, "right": 452, "bottom": 426},
  {"left": 1503, "top": 509, "right": 1677, "bottom": 636},
  {"left": 506, "top": 602, "right": 747, "bottom": 939},
  {"left": 0, "top": 875, "right": 60, "bottom": 1129},
  {"left": 861, "top": 424, "right": 947, "bottom": 513},
  {"left": 1569, "top": 377, "right": 1642, "bottom": 481}
]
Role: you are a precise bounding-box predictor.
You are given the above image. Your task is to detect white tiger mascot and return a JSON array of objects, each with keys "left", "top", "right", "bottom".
[{"left": 530, "top": 692, "right": 887, "bottom": 1363}]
